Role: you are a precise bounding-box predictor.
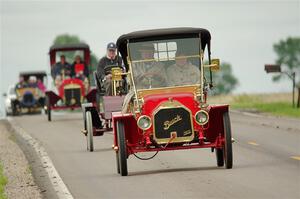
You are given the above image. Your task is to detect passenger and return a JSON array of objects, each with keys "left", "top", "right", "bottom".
[
  {"left": 72, "top": 55, "right": 89, "bottom": 80},
  {"left": 97, "top": 42, "right": 123, "bottom": 96},
  {"left": 27, "top": 76, "right": 38, "bottom": 88},
  {"left": 167, "top": 51, "right": 200, "bottom": 86},
  {"left": 37, "top": 78, "right": 46, "bottom": 93},
  {"left": 15, "top": 75, "right": 27, "bottom": 89},
  {"left": 134, "top": 43, "right": 167, "bottom": 89}
]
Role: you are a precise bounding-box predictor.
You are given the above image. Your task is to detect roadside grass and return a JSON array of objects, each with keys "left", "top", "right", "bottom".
[
  {"left": 0, "top": 163, "right": 7, "bottom": 199},
  {"left": 209, "top": 93, "right": 300, "bottom": 118}
]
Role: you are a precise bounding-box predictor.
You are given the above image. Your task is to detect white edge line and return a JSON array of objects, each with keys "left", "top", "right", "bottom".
[{"left": 7, "top": 117, "right": 74, "bottom": 199}]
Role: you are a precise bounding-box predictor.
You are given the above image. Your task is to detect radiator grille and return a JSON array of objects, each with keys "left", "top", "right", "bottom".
[
  {"left": 64, "top": 88, "right": 81, "bottom": 106},
  {"left": 153, "top": 106, "right": 194, "bottom": 144}
]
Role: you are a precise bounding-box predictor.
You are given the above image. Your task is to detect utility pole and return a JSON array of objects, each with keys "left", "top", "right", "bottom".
[{"left": 264, "top": 64, "right": 296, "bottom": 108}]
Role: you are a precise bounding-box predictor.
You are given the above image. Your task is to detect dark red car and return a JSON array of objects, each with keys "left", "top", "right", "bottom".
[{"left": 46, "top": 43, "right": 96, "bottom": 121}]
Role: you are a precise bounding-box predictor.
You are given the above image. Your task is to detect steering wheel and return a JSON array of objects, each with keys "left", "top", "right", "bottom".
[{"left": 137, "top": 72, "right": 167, "bottom": 86}]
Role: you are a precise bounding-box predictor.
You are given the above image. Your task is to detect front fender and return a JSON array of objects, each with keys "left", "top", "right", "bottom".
[
  {"left": 204, "top": 104, "right": 229, "bottom": 142},
  {"left": 112, "top": 112, "right": 140, "bottom": 149}
]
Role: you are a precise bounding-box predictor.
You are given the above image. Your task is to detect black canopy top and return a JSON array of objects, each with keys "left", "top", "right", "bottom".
[
  {"left": 116, "top": 27, "right": 211, "bottom": 66},
  {"left": 19, "top": 71, "right": 47, "bottom": 77},
  {"left": 49, "top": 43, "right": 90, "bottom": 52}
]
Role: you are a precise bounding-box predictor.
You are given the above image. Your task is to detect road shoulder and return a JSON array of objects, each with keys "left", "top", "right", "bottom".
[
  {"left": 0, "top": 119, "right": 41, "bottom": 199},
  {"left": 6, "top": 117, "right": 74, "bottom": 199}
]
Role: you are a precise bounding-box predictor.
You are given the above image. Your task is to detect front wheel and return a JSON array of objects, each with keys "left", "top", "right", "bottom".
[
  {"left": 116, "top": 152, "right": 120, "bottom": 174},
  {"left": 223, "top": 112, "right": 233, "bottom": 169},
  {"left": 86, "top": 111, "right": 94, "bottom": 152},
  {"left": 116, "top": 121, "right": 128, "bottom": 176},
  {"left": 11, "top": 101, "right": 19, "bottom": 116},
  {"left": 215, "top": 148, "right": 224, "bottom": 167},
  {"left": 46, "top": 96, "right": 51, "bottom": 121}
]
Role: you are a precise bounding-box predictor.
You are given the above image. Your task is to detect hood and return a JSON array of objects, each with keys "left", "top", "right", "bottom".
[{"left": 142, "top": 92, "right": 199, "bottom": 115}]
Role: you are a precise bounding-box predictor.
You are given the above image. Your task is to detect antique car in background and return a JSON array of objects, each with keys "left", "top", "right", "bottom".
[
  {"left": 82, "top": 28, "right": 233, "bottom": 176},
  {"left": 46, "top": 43, "right": 96, "bottom": 121},
  {"left": 5, "top": 71, "right": 47, "bottom": 115},
  {"left": 81, "top": 67, "right": 127, "bottom": 152}
]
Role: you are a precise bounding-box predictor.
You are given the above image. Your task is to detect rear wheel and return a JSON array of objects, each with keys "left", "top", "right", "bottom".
[
  {"left": 223, "top": 112, "right": 233, "bottom": 169},
  {"left": 86, "top": 111, "right": 94, "bottom": 152},
  {"left": 116, "top": 121, "right": 128, "bottom": 176}
]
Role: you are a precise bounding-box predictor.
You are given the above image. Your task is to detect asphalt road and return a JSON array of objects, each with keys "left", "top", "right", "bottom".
[{"left": 12, "top": 111, "right": 300, "bottom": 199}]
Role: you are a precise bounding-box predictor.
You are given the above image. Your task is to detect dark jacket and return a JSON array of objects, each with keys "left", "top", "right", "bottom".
[
  {"left": 51, "top": 62, "right": 72, "bottom": 78},
  {"left": 97, "top": 56, "right": 123, "bottom": 80}
]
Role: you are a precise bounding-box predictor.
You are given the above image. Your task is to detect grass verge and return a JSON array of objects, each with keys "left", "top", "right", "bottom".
[
  {"left": 0, "top": 163, "right": 7, "bottom": 199},
  {"left": 231, "top": 95, "right": 300, "bottom": 118}
]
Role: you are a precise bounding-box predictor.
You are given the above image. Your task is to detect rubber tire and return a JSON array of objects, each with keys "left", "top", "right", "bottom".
[
  {"left": 11, "top": 101, "right": 18, "bottom": 116},
  {"left": 223, "top": 112, "right": 233, "bottom": 169},
  {"left": 46, "top": 97, "right": 51, "bottom": 121},
  {"left": 116, "top": 152, "right": 120, "bottom": 174},
  {"left": 86, "top": 111, "right": 94, "bottom": 152},
  {"left": 215, "top": 148, "right": 224, "bottom": 167},
  {"left": 47, "top": 108, "right": 51, "bottom": 121},
  {"left": 117, "top": 121, "right": 128, "bottom": 176}
]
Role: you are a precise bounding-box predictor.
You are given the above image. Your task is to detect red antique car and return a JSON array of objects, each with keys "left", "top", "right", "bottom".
[
  {"left": 82, "top": 67, "right": 127, "bottom": 151},
  {"left": 82, "top": 28, "right": 233, "bottom": 176},
  {"left": 46, "top": 43, "right": 96, "bottom": 121}
]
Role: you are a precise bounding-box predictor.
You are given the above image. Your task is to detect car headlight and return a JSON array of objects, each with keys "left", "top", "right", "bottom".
[
  {"left": 137, "top": 115, "right": 152, "bottom": 130},
  {"left": 195, "top": 110, "right": 209, "bottom": 125}
]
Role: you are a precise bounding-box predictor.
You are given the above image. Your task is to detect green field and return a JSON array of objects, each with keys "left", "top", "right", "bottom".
[
  {"left": 0, "top": 163, "right": 7, "bottom": 199},
  {"left": 232, "top": 97, "right": 300, "bottom": 118},
  {"left": 209, "top": 93, "right": 300, "bottom": 118}
]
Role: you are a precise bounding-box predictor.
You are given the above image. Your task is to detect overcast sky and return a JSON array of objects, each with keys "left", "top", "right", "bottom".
[{"left": 0, "top": 0, "right": 299, "bottom": 114}]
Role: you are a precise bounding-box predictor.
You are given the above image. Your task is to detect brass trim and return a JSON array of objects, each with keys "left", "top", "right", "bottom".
[
  {"left": 111, "top": 67, "right": 123, "bottom": 81},
  {"left": 127, "top": 42, "right": 140, "bottom": 112},
  {"left": 137, "top": 115, "right": 152, "bottom": 130},
  {"left": 200, "top": 48, "right": 204, "bottom": 102},
  {"left": 137, "top": 84, "right": 200, "bottom": 99},
  {"left": 131, "top": 55, "right": 201, "bottom": 63},
  {"left": 194, "top": 110, "right": 209, "bottom": 125},
  {"left": 110, "top": 67, "right": 131, "bottom": 96},
  {"left": 63, "top": 83, "right": 81, "bottom": 89},
  {"left": 152, "top": 100, "right": 194, "bottom": 144}
]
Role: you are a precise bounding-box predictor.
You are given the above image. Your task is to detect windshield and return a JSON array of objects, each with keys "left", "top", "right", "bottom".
[{"left": 129, "top": 38, "right": 201, "bottom": 90}]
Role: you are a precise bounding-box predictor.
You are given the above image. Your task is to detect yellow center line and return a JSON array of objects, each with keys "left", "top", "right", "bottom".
[
  {"left": 290, "top": 156, "right": 300, "bottom": 161},
  {"left": 248, "top": 141, "right": 259, "bottom": 146}
]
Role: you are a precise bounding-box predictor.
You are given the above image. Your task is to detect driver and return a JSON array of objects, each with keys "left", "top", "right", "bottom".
[
  {"left": 97, "top": 42, "right": 123, "bottom": 95},
  {"left": 52, "top": 55, "right": 72, "bottom": 88},
  {"left": 167, "top": 51, "right": 200, "bottom": 86},
  {"left": 52, "top": 55, "right": 72, "bottom": 79},
  {"left": 133, "top": 43, "right": 167, "bottom": 89}
]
